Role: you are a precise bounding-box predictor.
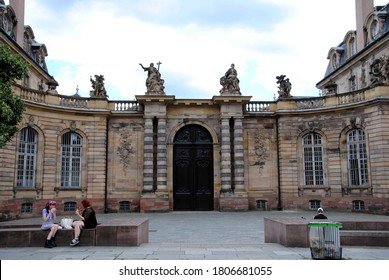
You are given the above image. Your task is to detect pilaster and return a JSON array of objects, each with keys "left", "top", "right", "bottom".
[{"left": 136, "top": 95, "right": 175, "bottom": 212}]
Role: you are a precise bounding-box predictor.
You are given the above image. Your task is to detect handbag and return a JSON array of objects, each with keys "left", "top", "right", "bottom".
[{"left": 60, "top": 218, "right": 73, "bottom": 229}]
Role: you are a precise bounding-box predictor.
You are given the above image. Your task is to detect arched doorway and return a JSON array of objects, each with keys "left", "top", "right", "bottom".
[{"left": 173, "top": 124, "right": 214, "bottom": 211}]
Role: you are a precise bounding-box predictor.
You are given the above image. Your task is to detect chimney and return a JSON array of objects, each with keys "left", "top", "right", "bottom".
[
  {"left": 9, "top": 0, "right": 25, "bottom": 47},
  {"left": 355, "top": 0, "right": 374, "bottom": 52}
]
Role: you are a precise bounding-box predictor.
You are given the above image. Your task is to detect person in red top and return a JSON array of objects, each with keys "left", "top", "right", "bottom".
[{"left": 70, "top": 199, "right": 97, "bottom": 246}]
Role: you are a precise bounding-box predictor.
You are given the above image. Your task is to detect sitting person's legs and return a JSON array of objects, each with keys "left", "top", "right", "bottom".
[{"left": 70, "top": 220, "right": 84, "bottom": 246}]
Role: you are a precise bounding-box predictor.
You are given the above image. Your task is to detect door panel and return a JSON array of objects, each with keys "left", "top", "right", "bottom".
[
  {"left": 194, "top": 158, "right": 213, "bottom": 210},
  {"left": 173, "top": 125, "right": 213, "bottom": 211},
  {"left": 174, "top": 158, "right": 192, "bottom": 210}
]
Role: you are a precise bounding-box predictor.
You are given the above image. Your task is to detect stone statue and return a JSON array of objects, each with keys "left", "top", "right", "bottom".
[
  {"left": 370, "top": 55, "right": 389, "bottom": 85},
  {"left": 276, "top": 75, "right": 292, "bottom": 98},
  {"left": 139, "top": 62, "right": 165, "bottom": 95},
  {"left": 90, "top": 74, "right": 108, "bottom": 98},
  {"left": 220, "top": 63, "right": 241, "bottom": 95}
]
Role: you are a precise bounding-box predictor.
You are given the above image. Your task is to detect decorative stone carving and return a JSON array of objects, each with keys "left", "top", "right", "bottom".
[
  {"left": 38, "top": 79, "right": 45, "bottom": 91},
  {"left": 46, "top": 76, "right": 59, "bottom": 92},
  {"left": 220, "top": 63, "right": 241, "bottom": 95},
  {"left": 139, "top": 62, "right": 165, "bottom": 95},
  {"left": 28, "top": 115, "right": 35, "bottom": 125},
  {"left": 297, "top": 121, "right": 322, "bottom": 134},
  {"left": 117, "top": 129, "right": 135, "bottom": 172},
  {"left": 370, "top": 55, "right": 389, "bottom": 85},
  {"left": 249, "top": 131, "right": 270, "bottom": 173},
  {"left": 324, "top": 79, "right": 337, "bottom": 95},
  {"left": 349, "top": 116, "right": 363, "bottom": 128},
  {"left": 276, "top": 75, "right": 292, "bottom": 98},
  {"left": 90, "top": 74, "right": 108, "bottom": 98},
  {"left": 69, "top": 121, "right": 77, "bottom": 131}
]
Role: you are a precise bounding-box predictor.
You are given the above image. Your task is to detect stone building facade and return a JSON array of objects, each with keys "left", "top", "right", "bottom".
[{"left": 0, "top": 0, "right": 388, "bottom": 219}]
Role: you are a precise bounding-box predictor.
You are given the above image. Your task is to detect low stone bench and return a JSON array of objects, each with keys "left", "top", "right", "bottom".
[
  {"left": 264, "top": 217, "right": 389, "bottom": 247},
  {"left": 0, "top": 218, "right": 149, "bottom": 247},
  {"left": 264, "top": 217, "right": 309, "bottom": 247}
]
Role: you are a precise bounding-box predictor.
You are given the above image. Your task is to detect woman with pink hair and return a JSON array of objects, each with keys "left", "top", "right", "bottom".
[
  {"left": 70, "top": 199, "right": 97, "bottom": 246},
  {"left": 40, "top": 200, "right": 59, "bottom": 248}
]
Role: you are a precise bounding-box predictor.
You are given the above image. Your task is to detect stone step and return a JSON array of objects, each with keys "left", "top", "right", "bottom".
[{"left": 340, "top": 230, "right": 389, "bottom": 246}]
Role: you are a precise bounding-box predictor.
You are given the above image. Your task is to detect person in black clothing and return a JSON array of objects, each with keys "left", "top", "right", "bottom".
[
  {"left": 70, "top": 199, "right": 97, "bottom": 246},
  {"left": 314, "top": 207, "right": 328, "bottom": 219}
]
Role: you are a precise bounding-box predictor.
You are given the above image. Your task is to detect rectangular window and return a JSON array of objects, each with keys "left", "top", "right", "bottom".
[
  {"left": 17, "top": 127, "right": 37, "bottom": 188},
  {"left": 353, "top": 200, "right": 365, "bottom": 211},
  {"left": 309, "top": 200, "right": 321, "bottom": 210},
  {"left": 61, "top": 132, "right": 82, "bottom": 187},
  {"left": 21, "top": 202, "right": 33, "bottom": 213},
  {"left": 303, "top": 134, "right": 324, "bottom": 186},
  {"left": 64, "top": 201, "right": 77, "bottom": 212},
  {"left": 347, "top": 130, "right": 368, "bottom": 186},
  {"left": 119, "top": 201, "right": 131, "bottom": 212},
  {"left": 256, "top": 200, "right": 267, "bottom": 210}
]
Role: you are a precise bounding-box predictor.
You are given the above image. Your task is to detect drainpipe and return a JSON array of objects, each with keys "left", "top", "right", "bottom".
[{"left": 276, "top": 115, "right": 282, "bottom": 210}]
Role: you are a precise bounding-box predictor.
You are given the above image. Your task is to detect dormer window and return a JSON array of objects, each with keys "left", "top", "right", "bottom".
[
  {"left": 331, "top": 53, "right": 338, "bottom": 69},
  {"left": 349, "top": 38, "right": 356, "bottom": 57},
  {"left": 371, "top": 19, "right": 379, "bottom": 40},
  {"left": 2, "top": 13, "right": 10, "bottom": 34}
]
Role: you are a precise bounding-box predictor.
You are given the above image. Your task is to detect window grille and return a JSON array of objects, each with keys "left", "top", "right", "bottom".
[
  {"left": 352, "top": 200, "right": 365, "bottom": 211},
  {"left": 60, "top": 132, "right": 82, "bottom": 188},
  {"left": 21, "top": 202, "right": 33, "bottom": 213},
  {"left": 347, "top": 130, "right": 368, "bottom": 186},
  {"left": 256, "top": 200, "right": 267, "bottom": 210},
  {"left": 64, "top": 201, "right": 77, "bottom": 212},
  {"left": 17, "top": 127, "right": 37, "bottom": 188},
  {"left": 303, "top": 133, "right": 324, "bottom": 186},
  {"left": 119, "top": 201, "right": 131, "bottom": 212},
  {"left": 309, "top": 200, "right": 321, "bottom": 210}
]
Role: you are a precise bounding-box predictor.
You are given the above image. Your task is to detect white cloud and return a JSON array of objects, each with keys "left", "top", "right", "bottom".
[{"left": 15, "top": 0, "right": 389, "bottom": 101}]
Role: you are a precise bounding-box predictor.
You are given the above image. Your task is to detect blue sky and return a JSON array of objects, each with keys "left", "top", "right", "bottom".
[{"left": 7, "top": 0, "right": 389, "bottom": 101}]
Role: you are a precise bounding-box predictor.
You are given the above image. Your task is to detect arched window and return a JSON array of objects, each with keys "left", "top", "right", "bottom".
[
  {"left": 60, "top": 132, "right": 82, "bottom": 188},
  {"left": 303, "top": 133, "right": 324, "bottom": 186},
  {"left": 17, "top": 127, "right": 38, "bottom": 188},
  {"left": 371, "top": 19, "right": 379, "bottom": 40},
  {"left": 347, "top": 129, "right": 368, "bottom": 186},
  {"left": 2, "top": 13, "right": 11, "bottom": 35}
]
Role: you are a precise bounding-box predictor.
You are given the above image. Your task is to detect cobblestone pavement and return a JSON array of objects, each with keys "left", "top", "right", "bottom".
[{"left": 0, "top": 210, "right": 388, "bottom": 260}]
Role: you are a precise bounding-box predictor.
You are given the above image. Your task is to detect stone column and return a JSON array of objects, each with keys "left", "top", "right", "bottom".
[
  {"left": 143, "top": 117, "right": 154, "bottom": 192},
  {"left": 220, "top": 118, "right": 232, "bottom": 192},
  {"left": 157, "top": 118, "right": 167, "bottom": 190},
  {"left": 233, "top": 118, "right": 245, "bottom": 190}
]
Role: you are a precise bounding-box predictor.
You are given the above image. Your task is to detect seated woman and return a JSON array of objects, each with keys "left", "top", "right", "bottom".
[
  {"left": 41, "top": 200, "right": 60, "bottom": 248},
  {"left": 70, "top": 199, "right": 97, "bottom": 246}
]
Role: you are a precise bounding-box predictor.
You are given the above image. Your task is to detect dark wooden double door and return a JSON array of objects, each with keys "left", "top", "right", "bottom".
[{"left": 173, "top": 125, "right": 214, "bottom": 211}]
